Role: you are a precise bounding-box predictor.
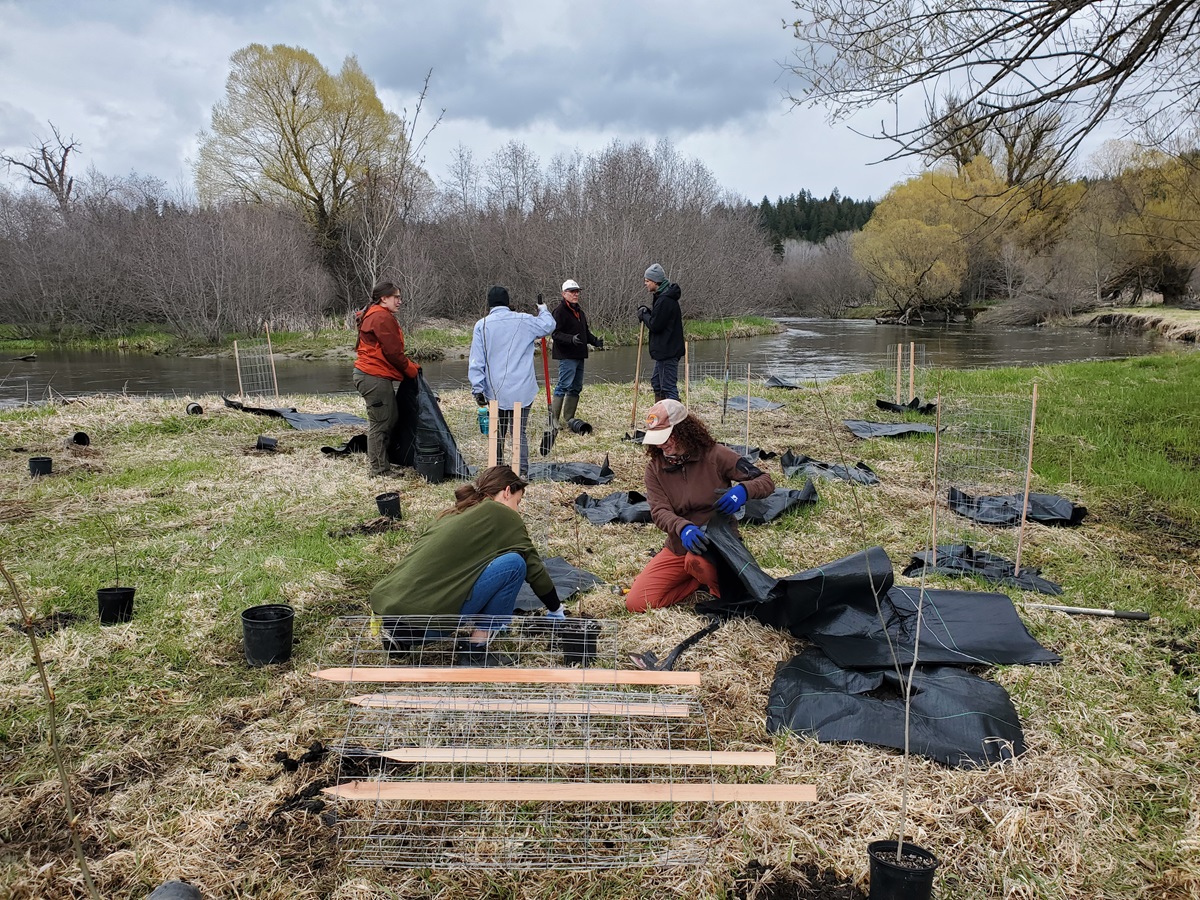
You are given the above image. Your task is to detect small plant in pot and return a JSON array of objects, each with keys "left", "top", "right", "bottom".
[{"left": 96, "top": 517, "right": 134, "bottom": 625}]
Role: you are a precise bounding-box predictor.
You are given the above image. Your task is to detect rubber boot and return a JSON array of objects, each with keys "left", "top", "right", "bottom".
[
  {"left": 562, "top": 394, "right": 579, "bottom": 425},
  {"left": 550, "top": 395, "right": 564, "bottom": 428}
]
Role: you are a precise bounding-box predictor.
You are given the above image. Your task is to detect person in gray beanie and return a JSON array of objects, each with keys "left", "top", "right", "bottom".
[
  {"left": 638, "top": 263, "right": 685, "bottom": 401},
  {"left": 469, "top": 285, "right": 555, "bottom": 475}
]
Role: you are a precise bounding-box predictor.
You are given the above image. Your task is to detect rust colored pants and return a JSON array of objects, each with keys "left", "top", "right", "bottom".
[{"left": 625, "top": 546, "right": 721, "bottom": 612}]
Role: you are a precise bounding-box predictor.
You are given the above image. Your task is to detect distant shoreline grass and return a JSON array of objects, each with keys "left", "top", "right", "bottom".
[{"left": 1, "top": 352, "right": 1197, "bottom": 898}]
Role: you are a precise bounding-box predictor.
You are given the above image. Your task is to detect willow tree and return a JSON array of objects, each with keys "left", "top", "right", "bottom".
[{"left": 196, "top": 43, "right": 411, "bottom": 302}]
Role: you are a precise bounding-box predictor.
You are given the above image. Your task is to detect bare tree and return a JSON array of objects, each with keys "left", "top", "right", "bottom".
[
  {"left": 1, "top": 123, "right": 80, "bottom": 214},
  {"left": 787, "top": 1, "right": 1200, "bottom": 169}
]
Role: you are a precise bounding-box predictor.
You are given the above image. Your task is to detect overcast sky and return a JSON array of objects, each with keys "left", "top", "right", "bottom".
[{"left": 0, "top": 0, "right": 920, "bottom": 204}]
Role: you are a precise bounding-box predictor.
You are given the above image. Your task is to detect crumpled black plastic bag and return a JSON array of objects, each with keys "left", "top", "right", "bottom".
[
  {"left": 741, "top": 482, "right": 818, "bottom": 525},
  {"left": 767, "top": 647, "right": 1026, "bottom": 768},
  {"left": 720, "top": 443, "right": 777, "bottom": 462},
  {"left": 904, "top": 544, "right": 1062, "bottom": 595},
  {"left": 389, "top": 372, "right": 472, "bottom": 479},
  {"left": 321, "top": 434, "right": 368, "bottom": 456},
  {"left": 876, "top": 397, "right": 937, "bottom": 415},
  {"left": 527, "top": 454, "right": 614, "bottom": 485},
  {"left": 574, "top": 490, "right": 652, "bottom": 525},
  {"left": 780, "top": 449, "right": 880, "bottom": 485},
  {"left": 764, "top": 375, "right": 801, "bottom": 390},
  {"left": 514, "top": 556, "right": 606, "bottom": 613},
  {"left": 844, "top": 419, "right": 937, "bottom": 439},
  {"left": 947, "top": 487, "right": 1087, "bottom": 527}
]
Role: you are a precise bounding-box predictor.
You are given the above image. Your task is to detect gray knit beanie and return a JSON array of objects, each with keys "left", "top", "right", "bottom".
[
  {"left": 644, "top": 263, "right": 666, "bottom": 284},
  {"left": 487, "top": 285, "right": 510, "bottom": 308}
]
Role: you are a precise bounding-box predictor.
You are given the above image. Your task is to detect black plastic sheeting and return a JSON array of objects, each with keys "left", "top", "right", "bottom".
[
  {"left": 764, "top": 375, "right": 801, "bottom": 390},
  {"left": 767, "top": 648, "right": 1026, "bottom": 767},
  {"left": 320, "top": 434, "right": 368, "bottom": 456},
  {"left": 844, "top": 419, "right": 937, "bottom": 439},
  {"left": 514, "top": 556, "right": 606, "bottom": 613},
  {"left": 388, "top": 372, "right": 472, "bottom": 479},
  {"left": 222, "top": 397, "right": 368, "bottom": 431},
  {"left": 720, "top": 443, "right": 777, "bottom": 462},
  {"left": 726, "top": 395, "right": 785, "bottom": 411},
  {"left": 574, "top": 491, "right": 653, "bottom": 525},
  {"left": 527, "top": 454, "right": 614, "bottom": 485},
  {"left": 947, "top": 487, "right": 1088, "bottom": 527},
  {"left": 622, "top": 430, "right": 647, "bottom": 443},
  {"left": 780, "top": 450, "right": 880, "bottom": 485},
  {"left": 904, "top": 544, "right": 1063, "bottom": 595},
  {"left": 742, "top": 482, "right": 818, "bottom": 524},
  {"left": 876, "top": 398, "right": 937, "bottom": 415}
]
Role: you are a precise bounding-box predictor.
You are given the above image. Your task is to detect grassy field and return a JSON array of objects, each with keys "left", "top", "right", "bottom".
[{"left": 1, "top": 353, "right": 1198, "bottom": 898}]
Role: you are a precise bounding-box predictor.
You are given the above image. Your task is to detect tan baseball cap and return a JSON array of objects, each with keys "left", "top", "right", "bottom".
[{"left": 641, "top": 399, "right": 688, "bottom": 445}]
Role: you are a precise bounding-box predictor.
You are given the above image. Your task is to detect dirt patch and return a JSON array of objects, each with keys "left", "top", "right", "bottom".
[
  {"left": 7, "top": 611, "right": 83, "bottom": 637},
  {"left": 733, "top": 860, "right": 866, "bottom": 900}
]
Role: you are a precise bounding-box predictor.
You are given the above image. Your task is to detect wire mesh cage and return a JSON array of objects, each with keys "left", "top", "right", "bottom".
[
  {"left": 885, "top": 342, "right": 930, "bottom": 405},
  {"left": 233, "top": 327, "right": 279, "bottom": 399},
  {"left": 312, "top": 616, "right": 785, "bottom": 870}
]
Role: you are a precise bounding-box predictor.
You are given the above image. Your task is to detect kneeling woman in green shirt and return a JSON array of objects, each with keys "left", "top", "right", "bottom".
[{"left": 369, "top": 465, "right": 562, "bottom": 665}]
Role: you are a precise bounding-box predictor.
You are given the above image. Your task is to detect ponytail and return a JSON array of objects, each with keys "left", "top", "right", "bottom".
[{"left": 438, "top": 465, "right": 529, "bottom": 518}]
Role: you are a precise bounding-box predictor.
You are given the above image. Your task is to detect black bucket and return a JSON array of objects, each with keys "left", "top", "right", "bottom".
[
  {"left": 255, "top": 435, "right": 278, "bottom": 452},
  {"left": 567, "top": 418, "right": 593, "bottom": 435},
  {"left": 98, "top": 586, "right": 135, "bottom": 625},
  {"left": 29, "top": 457, "right": 52, "bottom": 477},
  {"left": 867, "top": 840, "right": 939, "bottom": 900},
  {"left": 186, "top": 402, "right": 203, "bottom": 416},
  {"left": 70, "top": 431, "right": 90, "bottom": 446},
  {"left": 375, "top": 491, "right": 402, "bottom": 519},
  {"left": 561, "top": 617, "right": 602, "bottom": 666},
  {"left": 242, "top": 604, "right": 295, "bottom": 666},
  {"left": 414, "top": 447, "right": 445, "bottom": 484}
]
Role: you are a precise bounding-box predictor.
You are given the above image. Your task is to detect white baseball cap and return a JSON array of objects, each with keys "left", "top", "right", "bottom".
[{"left": 562, "top": 279, "right": 581, "bottom": 291}]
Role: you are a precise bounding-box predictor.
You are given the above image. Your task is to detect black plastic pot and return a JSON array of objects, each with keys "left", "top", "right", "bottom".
[
  {"left": 70, "top": 431, "right": 90, "bottom": 446},
  {"left": 414, "top": 446, "right": 445, "bottom": 484},
  {"left": 561, "top": 617, "right": 601, "bottom": 666},
  {"left": 566, "top": 417, "right": 593, "bottom": 435},
  {"left": 242, "top": 603, "right": 295, "bottom": 666},
  {"left": 255, "top": 435, "right": 278, "bottom": 452},
  {"left": 29, "top": 457, "right": 52, "bottom": 477},
  {"left": 375, "top": 491, "right": 402, "bottom": 519},
  {"left": 868, "top": 840, "right": 939, "bottom": 900},
  {"left": 98, "top": 586, "right": 135, "bottom": 625},
  {"left": 186, "top": 402, "right": 203, "bottom": 416}
]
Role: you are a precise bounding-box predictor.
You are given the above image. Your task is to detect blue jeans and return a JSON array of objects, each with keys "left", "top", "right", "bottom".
[
  {"left": 554, "top": 358, "right": 585, "bottom": 397},
  {"left": 459, "top": 552, "right": 526, "bottom": 633},
  {"left": 651, "top": 357, "right": 681, "bottom": 400}
]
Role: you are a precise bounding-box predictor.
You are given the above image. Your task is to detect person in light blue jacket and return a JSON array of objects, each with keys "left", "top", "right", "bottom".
[{"left": 469, "top": 286, "right": 555, "bottom": 475}]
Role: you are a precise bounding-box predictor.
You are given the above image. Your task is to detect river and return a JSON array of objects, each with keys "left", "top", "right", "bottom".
[{"left": 0, "top": 318, "right": 1170, "bottom": 409}]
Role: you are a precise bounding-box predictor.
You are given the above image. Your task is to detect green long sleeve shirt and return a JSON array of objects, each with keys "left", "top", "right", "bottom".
[{"left": 368, "top": 498, "right": 555, "bottom": 617}]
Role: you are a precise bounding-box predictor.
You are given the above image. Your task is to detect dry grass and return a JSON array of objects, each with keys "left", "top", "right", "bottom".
[{"left": 1, "top": 375, "right": 1198, "bottom": 899}]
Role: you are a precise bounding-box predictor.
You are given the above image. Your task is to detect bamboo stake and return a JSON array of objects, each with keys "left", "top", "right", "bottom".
[
  {"left": 487, "top": 400, "right": 499, "bottom": 467},
  {"left": 630, "top": 323, "right": 645, "bottom": 429},
  {"left": 1014, "top": 382, "right": 1039, "bottom": 576},
  {"left": 895, "top": 343, "right": 902, "bottom": 403},
  {"left": 265, "top": 321, "right": 280, "bottom": 402},
  {"left": 721, "top": 335, "right": 731, "bottom": 423},
  {"left": 1023, "top": 602, "right": 1149, "bottom": 620},
  {"left": 324, "top": 781, "right": 817, "bottom": 803},
  {"left": 312, "top": 666, "right": 702, "bottom": 686},
  {"left": 377, "top": 747, "right": 777, "bottom": 767},
  {"left": 683, "top": 340, "right": 690, "bottom": 407},
  {"left": 908, "top": 341, "right": 915, "bottom": 402},
  {"left": 931, "top": 394, "right": 941, "bottom": 567},
  {"left": 234, "top": 340, "right": 245, "bottom": 399},
  {"left": 511, "top": 401, "right": 521, "bottom": 472},
  {"left": 744, "top": 364, "right": 752, "bottom": 450},
  {"left": 347, "top": 694, "right": 693, "bottom": 717}
]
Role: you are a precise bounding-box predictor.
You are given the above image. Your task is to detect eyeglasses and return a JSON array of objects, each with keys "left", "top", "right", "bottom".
[{"left": 565, "top": 289, "right": 581, "bottom": 294}]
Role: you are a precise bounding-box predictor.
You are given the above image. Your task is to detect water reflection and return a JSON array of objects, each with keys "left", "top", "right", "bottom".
[{"left": 0, "top": 317, "right": 1170, "bottom": 408}]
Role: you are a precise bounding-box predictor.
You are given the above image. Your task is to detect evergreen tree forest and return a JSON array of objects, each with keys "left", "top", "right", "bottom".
[{"left": 755, "top": 189, "right": 876, "bottom": 249}]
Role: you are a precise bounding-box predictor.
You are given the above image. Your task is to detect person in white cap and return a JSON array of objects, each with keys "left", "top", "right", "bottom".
[
  {"left": 625, "top": 399, "right": 774, "bottom": 612},
  {"left": 551, "top": 278, "right": 604, "bottom": 427}
]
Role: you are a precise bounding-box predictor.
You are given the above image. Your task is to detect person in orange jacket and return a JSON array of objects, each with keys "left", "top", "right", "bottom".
[{"left": 353, "top": 281, "right": 420, "bottom": 477}]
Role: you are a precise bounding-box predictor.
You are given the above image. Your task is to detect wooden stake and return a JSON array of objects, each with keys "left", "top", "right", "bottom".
[
  {"left": 324, "top": 780, "right": 817, "bottom": 803},
  {"left": 312, "top": 666, "right": 702, "bottom": 686},
  {"left": 234, "top": 340, "right": 244, "bottom": 399},
  {"left": 895, "top": 343, "right": 902, "bottom": 404},
  {"left": 631, "top": 323, "right": 645, "bottom": 430},
  {"left": 744, "top": 364, "right": 752, "bottom": 450},
  {"left": 265, "top": 321, "right": 280, "bottom": 402},
  {"left": 931, "top": 393, "right": 941, "bottom": 568},
  {"left": 511, "top": 401, "right": 522, "bottom": 472},
  {"left": 908, "top": 341, "right": 915, "bottom": 403},
  {"left": 487, "top": 400, "right": 499, "bottom": 467},
  {"left": 376, "top": 747, "right": 777, "bottom": 767},
  {"left": 1014, "top": 382, "right": 1039, "bottom": 576},
  {"left": 347, "top": 694, "right": 693, "bottom": 717},
  {"left": 683, "top": 340, "right": 690, "bottom": 407}
]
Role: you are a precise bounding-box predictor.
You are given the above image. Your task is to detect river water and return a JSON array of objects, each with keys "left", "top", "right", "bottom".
[{"left": 0, "top": 317, "right": 1169, "bottom": 409}]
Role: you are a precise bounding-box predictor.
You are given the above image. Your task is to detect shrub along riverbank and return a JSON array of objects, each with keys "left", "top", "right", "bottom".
[{"left": 1, "top": 353, "right": 1197, "bottom": 898}]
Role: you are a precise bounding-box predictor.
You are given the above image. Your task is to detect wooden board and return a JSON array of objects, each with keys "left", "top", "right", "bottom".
[
  {"left": 324, "top": 780, "right": 816, "bottom": 803},
  {"left": 347, "top": 694, "right": 693, "bottom": 717},
  {"left": 377, "top": 748, "right": 776, "bottom": 767},
  {"left": 313, "top": 667, "right": 702, "bottom": 687}
]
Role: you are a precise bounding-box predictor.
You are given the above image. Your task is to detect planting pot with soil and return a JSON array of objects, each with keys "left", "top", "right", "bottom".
[
  {"left": 867, "top": 840, "right": 939, "bottom": 900},
  {"left": 97, "top": 516, "right": 135, "bottom": 625}
]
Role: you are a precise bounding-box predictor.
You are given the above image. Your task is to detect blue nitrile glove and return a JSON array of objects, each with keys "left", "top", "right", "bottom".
[
  {"left": 680, "top": 524, "right": 710, "bottom": 553},
  {"left": 714, "top": 483, "right": 748, "bottom": 515},
  {"left": 545, "top": 607, "right": 566, "bottom": 621}
]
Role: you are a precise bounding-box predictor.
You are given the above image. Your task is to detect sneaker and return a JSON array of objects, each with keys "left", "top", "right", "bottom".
[{"left": 455, "top": 645, "right": 515, "bottom": 668}]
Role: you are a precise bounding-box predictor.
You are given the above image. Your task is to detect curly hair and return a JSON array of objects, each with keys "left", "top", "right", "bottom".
[{"left": 644, "top": 414, "right": 715, "bottom": 460}]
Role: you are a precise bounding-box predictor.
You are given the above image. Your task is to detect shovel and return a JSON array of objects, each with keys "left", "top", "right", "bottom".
[{"left": 538, "top": 336, "right": 557, "bottom": 456}]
